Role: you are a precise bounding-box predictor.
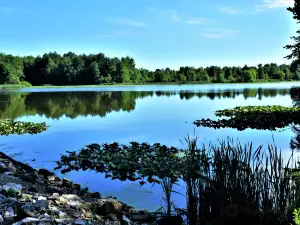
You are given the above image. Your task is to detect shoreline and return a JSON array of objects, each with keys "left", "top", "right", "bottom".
[
  {"left": 0, "top": 80, "right": 298, "bottom": 90},
  {"left": 0, "top": 151, "right": 156, "bottom": 225}
]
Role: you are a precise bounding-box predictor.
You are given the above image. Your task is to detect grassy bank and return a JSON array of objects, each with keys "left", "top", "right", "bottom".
[{"left": 0, "top": 80, "right": 298, "bottom": 90}]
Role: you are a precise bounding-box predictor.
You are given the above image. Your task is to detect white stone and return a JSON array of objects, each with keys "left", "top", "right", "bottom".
[
  {"left": 37, "top": 196, "right": 47, "bottom": 200},
  {"left": 2, "top": 183, "right": 23, "bottom": 193},
  {"left": 74, "top": 219, "right": 86, "bottom": 225}
]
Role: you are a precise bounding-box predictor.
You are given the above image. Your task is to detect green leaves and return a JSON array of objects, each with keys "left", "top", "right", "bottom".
[
  {"left": 0, "top": 120, "right": 47, "bottom": 135},
  {"left": 194, "top": 105, "right": 300, "bottom": 131},
  {"left": 55, "top": 142, "right": 183, "bottom": 186}
]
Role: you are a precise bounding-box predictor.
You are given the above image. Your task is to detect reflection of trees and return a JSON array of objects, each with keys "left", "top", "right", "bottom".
[
  {"left": 0, "top": 88, "right": 291, "bottom": 120},
  {"left": 290, "top": 87, "right": 300, "bottom": 150}
]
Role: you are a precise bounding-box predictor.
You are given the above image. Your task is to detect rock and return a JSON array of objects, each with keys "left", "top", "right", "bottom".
[
  {"left": 56, "top": 210, "right": 67, "bottom": 218},
  {"left": 1, "top": 197, "right": 17, "bottom": 204},
  {"left": 28, "top": 186, "right": 38, "bottom": 193},
  {"left": 21, "top": 204, "right": 39, "bottom": 217},
  {"left": 0, "top": 193, "right": 6, "bottom": 200},
  {"left": 0, "top": 215, "right": 3, "bottom": 222},
  {"left": 38, "top": 169, "right": 54, "bottom": 177},
  {"left": 47, "top": 175, "right": 55, "bottom": 181},
  {"left": 0, "top": 162, "right": 7, "bottom": 173},
  {"left": 2, "top": 183, "right": 23, "bottom": 193},
  {"left": 4, "top": 171, "right": 14, "bottom": 176},
  {"left": 46, "top": 186, "right": 63, "bottom": 194},
  {"left": 72, "top": 183, "right": 81, "bottom": 190},
  {"left": 105, "top": 220, "right": 121, "bottom": 225},
  {"left": 20, "top": 194, "right": 32, "bottom": 202},
  {"left": 37, "top": 196, "right": 47, "bottom": 201},
  {"left": 108, "top": 213, "right": 118, "bottom": 221},
  {"left": 8, "top": 162, "right": 17, "bottom": 173},
  {"left": 58, "top": 194, "right": 82, "bottom": 207},
  {"left": 52, "top": 193, "right": 59, "bottom": 198},
  {"left": 35, "top": 200, "right": 48, "bottom": 211},
  {"left": 85, "top": 212, "right": 93, "bottom": 218},
  {"left": 91, "top": 192, "right": 101, "bottom": 199},
  {"left": 14, "top": 217, "right": 40, "bottom": 224},
  {"left": 4, "top": 207, "right": 15, "bottom": 218},
  {"left": 99, "top": 201, "right": 123, "bottom": 214},
  {"left": 20, "top": 173, "right": 37, "bottom": 183},
  {"left": 74, "top": 219, "right": 85, "bottom": 225},
  {"left": 122, "top": 215, "right": 132, "bottom": 225},
  {"left": 47, "top": 193, "right": 59, "bottom": 200}
]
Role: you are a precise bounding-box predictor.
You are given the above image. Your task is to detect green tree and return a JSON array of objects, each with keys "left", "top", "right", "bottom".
[
  {"left": 216, "top": 72, "right": 225, "bottom": 83},
  {"left": 243, "top": 69, "right": 256, "bottom": 82},
  {"left": 284, "top": 0, "right": 300, "bottom": 60},
  {"left": 90, "top": 62, "right": 102, "bottom": 84},
  {"left": 273, "top": 70, "right": 285, "bottom": 80}
]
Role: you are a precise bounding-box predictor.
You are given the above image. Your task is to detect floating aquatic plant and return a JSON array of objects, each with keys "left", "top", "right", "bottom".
[{"left": 0, "top": 119, "right": 47, "bottom": 135}]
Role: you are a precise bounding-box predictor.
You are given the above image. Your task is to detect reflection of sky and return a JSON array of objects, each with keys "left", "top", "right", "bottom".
[{"left": 0, "top": 84, "right": 297, "bottom": 211}]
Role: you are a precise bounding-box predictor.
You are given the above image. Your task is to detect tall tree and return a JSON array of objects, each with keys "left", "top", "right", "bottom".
[{"left": 284, "top": 0, "right": 300, "bottom": 60}]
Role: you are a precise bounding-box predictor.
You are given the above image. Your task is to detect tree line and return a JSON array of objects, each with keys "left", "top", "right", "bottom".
[{"left": 0, "top": 52, "right": 300, "bottom": 85}]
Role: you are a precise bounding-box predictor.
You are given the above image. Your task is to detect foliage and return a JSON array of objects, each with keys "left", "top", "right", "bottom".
[
  {"left": 0, "top": 119, "right": 47, "bottom": 135},
  {"left": 19, "top": 81, "right": 32, "bottom": 87},
  {"left": 0, "top": 52, "right": 299, "bottom": 86},
  {"left": 243, "top": 69, "right": 257, "bottom": 82},
  {"left": 55, "top": 138, "right": 299, "bottom": 225},
  {"left": 292, "top": 209, "right": 300, "bottom": 225},
  {"left": 6, "top": 188, "right": 19, "bottom": 198},
  {"left": 284, "top": 0, "right": 300, "bottom": 60},
  {"left": 194, "top": 105, "right": 300, "bottom": 131}
]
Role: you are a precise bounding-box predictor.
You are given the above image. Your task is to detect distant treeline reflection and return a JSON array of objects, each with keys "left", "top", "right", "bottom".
[{"left": 0, "top": 88, "right": 291, "bottom": 119}]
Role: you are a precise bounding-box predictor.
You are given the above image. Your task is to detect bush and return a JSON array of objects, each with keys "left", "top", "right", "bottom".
[
  {"left": 19, "top": 81, "right": 32, "bottom": 87},
  {"left": 293, "top": 208, "right": 300, "bottom": 225}
]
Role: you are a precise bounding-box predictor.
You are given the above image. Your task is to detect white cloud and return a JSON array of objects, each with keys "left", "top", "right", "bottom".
[
  {"left": 263, "top": 0, "right": 294, "bottom": 8},
  {"left": 219, "top": 6, "right": 242, "bottom": 15},
  {"left": 255, "top": 0, "right": 294, "bottom": 12},
  {"left": 0, "top": 6, "right": 13, "bottom": 14},
  {"left": 186, "top": 18, "right": 214, "bottom": 25},
  {"left": 106, "top": 18, "right": 147, "bottom": 27},
  {"left": 158, "top": 9, "right": 180, "bottom": 22},
  {"left": 96, "top": 31, "right": 141, "bottom": 38},
  {"left": 199, "top": 29, "right": 239, "bottom": 38}
]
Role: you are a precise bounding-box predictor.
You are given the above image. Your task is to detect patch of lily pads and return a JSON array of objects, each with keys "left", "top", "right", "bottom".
[
  {"left": 0, "top": 119, "right": 47, "bottom": 135},
  {"left": 55, "top": 142, "right": 182, "bottom": 185},
  {"left": 193, "top": 105, "right": 300, "bottom": 131}
]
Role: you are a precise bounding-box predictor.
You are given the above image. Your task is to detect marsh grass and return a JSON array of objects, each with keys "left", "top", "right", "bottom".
[{"left": 179, "top": 136, "right": 298, "bottom": 225}]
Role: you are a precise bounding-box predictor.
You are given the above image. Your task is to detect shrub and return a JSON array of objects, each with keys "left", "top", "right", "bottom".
[{"left": 19, "top": 81, "right": 32, "bottom": 87}]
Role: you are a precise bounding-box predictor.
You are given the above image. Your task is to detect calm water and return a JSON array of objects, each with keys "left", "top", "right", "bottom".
[{"left": 0, "top": 82, "right": 299, "bottom": 211}]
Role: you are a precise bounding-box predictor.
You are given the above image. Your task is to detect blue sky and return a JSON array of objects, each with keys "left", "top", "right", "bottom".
[{"left": 0, "top": 0, "right": 296, "bottom": 70}]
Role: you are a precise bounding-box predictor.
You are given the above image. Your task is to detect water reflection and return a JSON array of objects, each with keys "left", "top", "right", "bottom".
[
  {"left": 0, "top": 88, "right": 291, "bottom": 120},
  {"left": 0, "top": 85, "right": 296, "bottom": 211}
]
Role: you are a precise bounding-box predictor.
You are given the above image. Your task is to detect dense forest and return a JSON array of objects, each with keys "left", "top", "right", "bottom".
[{"left": 0, "top": 52, "right": 299, "bottom": 85}]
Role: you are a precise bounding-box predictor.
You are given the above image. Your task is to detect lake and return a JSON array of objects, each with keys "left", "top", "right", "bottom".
[{"left": 0, "top": 82, "right": 299, "bottom": 211}]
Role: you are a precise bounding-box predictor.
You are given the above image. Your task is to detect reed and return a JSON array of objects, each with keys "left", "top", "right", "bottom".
[{"left": 180, "top": 137, "right": 298, "bottom": 225}]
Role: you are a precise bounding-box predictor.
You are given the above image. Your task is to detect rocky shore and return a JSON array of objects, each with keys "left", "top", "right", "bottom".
[{"left": 0, "top": 152, "right": 156, "bottom": 225}]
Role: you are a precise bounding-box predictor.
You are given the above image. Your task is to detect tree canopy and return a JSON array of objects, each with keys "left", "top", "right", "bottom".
[{"left": 0, "top": 52, "right": 299, "bottom": 86}]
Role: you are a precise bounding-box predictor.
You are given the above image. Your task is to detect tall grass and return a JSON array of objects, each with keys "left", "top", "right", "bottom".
[{"left": 180, "top": 137, "right": 298, "bottom": 225}]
